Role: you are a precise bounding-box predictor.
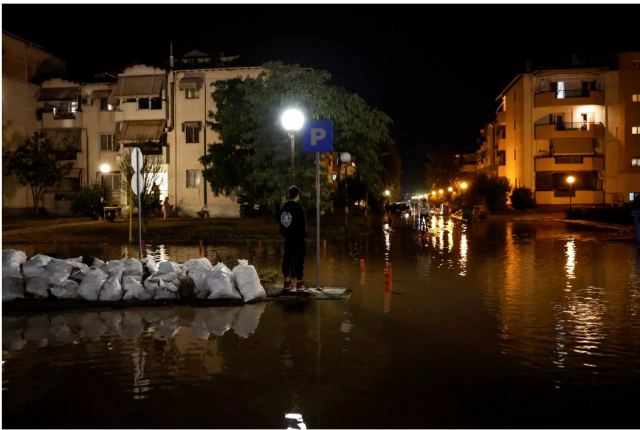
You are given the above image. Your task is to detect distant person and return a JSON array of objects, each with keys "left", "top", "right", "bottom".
[
  {"left": 420, "top": 199, "right": 430, "bottom": 225},
  {"left": 279, "top": 186, "right": 308, "bottom": 292},
  {"left": 162, "top": 196, "right": 171, "bottom": 220},
  {"left": 151, "top": 183, "right": 161, "bottom": 213},
  {"left": 98, "top": 196, "right": 106, "bottom": 221}
]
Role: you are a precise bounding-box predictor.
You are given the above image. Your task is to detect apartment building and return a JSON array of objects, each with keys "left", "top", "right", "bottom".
[
  {"left": 477, "top": 52, "right": 640, "bottom": 206},
  {"left": 2, "top": 37, "right": 264, "bottom": 217}
]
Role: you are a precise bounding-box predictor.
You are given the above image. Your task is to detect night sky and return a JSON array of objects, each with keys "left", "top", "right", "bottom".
[{"left": 4, "top": 4, "right": 639, "bottom": 190}]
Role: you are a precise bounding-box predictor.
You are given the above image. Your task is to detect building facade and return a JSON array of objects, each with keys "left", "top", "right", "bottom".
[{"left": 476, "top": 52, "right": 640, "bottom": 206}]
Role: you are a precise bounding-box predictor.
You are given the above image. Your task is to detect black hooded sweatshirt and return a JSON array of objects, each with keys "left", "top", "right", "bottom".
[{"left": 279, "top": 200, "right": 307, "bottom": 240}]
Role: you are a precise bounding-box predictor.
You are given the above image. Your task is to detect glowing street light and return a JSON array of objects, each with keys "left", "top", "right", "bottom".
[
  {"left": 431, "top": 190, "right": 437, "bottom": 196},
  {"left": 384, "top": 189, "right": 391, "bottom": 197},
  {"left": 99, "top": 163, "right": 111, "bottom": 174},
  {"left": 566, "top": 175, "right": 575, "bottom": 210},
  {"left": 460, "top": 181, "right": 468, "bottom": 190},
  {"left": 438, "top": 189, "right": 444, "bottom": 195},
  {"left": 280, "top": 108, "right": 305, "bottom": 183},
  {"left": 447, "top": 186, "right": 453, "bottom": 193}
]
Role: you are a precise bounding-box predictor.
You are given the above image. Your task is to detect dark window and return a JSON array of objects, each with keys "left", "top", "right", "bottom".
[
  {"left": 497, "top": 150, "right": 506, "bottom": 166},
  {"left": 185, "top": 123, "right": 200, "bottom": 143},
  {"left": 100, "top": 97, "right": 113, "bottom": 111},
  {"left": 137, "top": 98, "right": 149, "bottom": 109},
  {"left": 100, "top": 134, "right": 118, "bottom": 151},
  {"left": 186, "top": 170, "right": 201, "bottom": 188},
  {"left": 150, "top": 97, "right": 162, "bottom": 109},
  {"left": 137, "top": 97, "right": 162, "bottom": 110}
]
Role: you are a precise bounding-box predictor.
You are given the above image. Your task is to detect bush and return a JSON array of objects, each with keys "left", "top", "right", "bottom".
[
  {"left": 471, "top": 173, "right": 511, "bottom": 213},
  {"left": 510, "top": 187, "right": 537, "bottom": 210},
  {"left": 71, "top": 183, "right": 112, "bottom": 218}
]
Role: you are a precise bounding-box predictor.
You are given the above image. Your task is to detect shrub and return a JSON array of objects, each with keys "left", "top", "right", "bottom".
[
  {"left": 71, "top": 183, "right": 112, "bottom": 218},
  {"left": 510, "top": 187, "right": 537, "bottom": 210},
  {"left": 470, "top": 173, "right": 511, "bottom": 213}
]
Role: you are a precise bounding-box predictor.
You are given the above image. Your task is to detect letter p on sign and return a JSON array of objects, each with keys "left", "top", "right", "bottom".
[{"left": 303, "top": 120, "right": 333, "bottom": 153}]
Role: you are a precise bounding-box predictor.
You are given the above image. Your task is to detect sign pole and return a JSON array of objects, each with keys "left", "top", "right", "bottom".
[
  {"left": 129, "top": 188, "right": 133, "bottom": 243},
  {"left": 137, "top": 174, "right": 142, "bottom": 259},
  {"left": 316, "top": 151, "right": 320, "bottom": 290}
]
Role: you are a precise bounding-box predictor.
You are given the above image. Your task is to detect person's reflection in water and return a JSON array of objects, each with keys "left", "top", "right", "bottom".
[{"left": 278, "top": 301, "right": 312, "bottom": 419}]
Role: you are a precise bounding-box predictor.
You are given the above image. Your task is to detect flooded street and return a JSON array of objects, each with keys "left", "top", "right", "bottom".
[{"left": 3, "top": 217, "right": 640, "bottom": 428}]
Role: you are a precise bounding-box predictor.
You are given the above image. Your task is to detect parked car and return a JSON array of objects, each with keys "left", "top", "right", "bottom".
[{"left": 388, "top": 202, "right": 412, "bottom": 216}]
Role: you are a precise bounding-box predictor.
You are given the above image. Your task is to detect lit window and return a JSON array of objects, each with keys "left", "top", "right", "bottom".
[
  {"left": 629, "top": 193, "right": 637, "bottom": 202},
  {"left": 100, "top": 97, "right": 114, "bottom": 111},
  {"left": 100, "top": 134, "right": 118, "bottom": 151},
  {"left": 632, "top": 94, "right": 640, "bottom": 102},
  {"left": 186, "top": 170, "right": 201, "bottom": 188},
  {"left": 631, "top": 158, "right": 640, "bottom": 167},
  {"left": 632, "top": 126, "right": 640, "bottom": 135},
  {"left": 557, "top": 81, "right": 565, "bottom": 99},
  {"left": 185, "top": 88, "right": 199, "bottom": 99}
]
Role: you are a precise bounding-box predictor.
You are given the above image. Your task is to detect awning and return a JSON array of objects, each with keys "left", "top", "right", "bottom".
[
  {"left": 111, "top": 74, "right": 165, "bottom": 98},
  {"left": 116, "top": 120, "right": 166, "bottom": 142},
  {"left": 42, "top": 128, "right": 82, "bottom": 151},
  {"left": 552, "top": 138, "right": 594, "bottom": 155},
  {"left": 178, "top": 74, "right": 204, "bottom": 90},
  {"left": 37, "top": 87, "right": 80, "bottom": 101}
]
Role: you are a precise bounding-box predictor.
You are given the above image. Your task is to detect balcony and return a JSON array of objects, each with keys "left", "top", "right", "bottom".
[
  {"left": 535, "top": 190, "right": 603, "bottom": 205},
  {"left": 496, "top": 110, "right": 506, "bottom": 124},
  {"left": 42, "top": 111, "right": 83, "bottom": 129},
  {"left": 534, "top": 89, "right": 604, "bottom": 107},
  {"left": 535, "top": 155, "right": 604, "bottom": 172},
  {"left": 115, "top": 100, "right": 166, "bottom": 122},
  {"left": 535, "top": 122, "right": 604, "bottom": 140}
]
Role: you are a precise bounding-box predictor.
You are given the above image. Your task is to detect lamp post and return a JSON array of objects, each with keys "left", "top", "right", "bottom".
[
  {"left": 280, "top": 108, "right": 305, "bottom": 184},
  {"left": 340, "top": 152, "right": 352, "bottom": 233},
  {"left": 460, "top": 181, "right": 468, "bottom": 191},
  {"left": 566, "top": 175, "right": 575, "bottom": 210}
]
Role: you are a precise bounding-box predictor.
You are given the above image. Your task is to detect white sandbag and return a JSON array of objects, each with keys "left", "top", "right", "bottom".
[
  {"left": 44, "top": 259, "right": 74, "bottom": 288},
  {"left": 99, "top": 270, "right": 123, "bottom": 301},
  {"left": 206, "top": 265, "right": 242, "bottom": 300},
  {"left": 3, "top": 262, "right": 22, "bottom": 279},
  {"left": 159, "top": 279, "right": 178, "bottom": 293},
  {"left": 22, "top": 254, "right": 51, "bottom": 278},
  {"left": 155, "top": 288, "right": 178, "bottom": 300},
  {"left": 188, "top": 270, "right": 210, "bottom": 299},
  {"left": 69, "top": 262, "right": 91, "bottom": 282},
  {"left": 122, "top": 275, "right": 152, "bottom": 300},
  {"left": 91, "top": 257, "right": 105, "bottom": 269},
  {"left": 183, "top": 257, "right": 213, "bottom": 272},
  {"left": 143, "top": 277, "right": 160, "bottom": 298},
  {"left": 26, "top": 276, "right": 49, "bottom": 298},
  {"left": 78, "top": 268, "right": 108, "bottom": 300},
  {"left": 3, "top": 249, "right": 27, "bottom": 266},
  {"left": 232, "top": 259, "right": 266, "bottom": 302},
  {"left": 103, "top": 260, "right": 125, "bottom": 277},
  {"left": 233, "top": 302, "right": 266, "bottom": 338},
  {"left": 2, "top": 276, "right": 24, "bottom": 301},
  {"left": 141, "top": 256, "right": 158, "bottom": 274},
  {"left": 50, "top": 279, "right": 79, "bottom": 299},
  {"left": 65, "top": 256, "right": 82, "bottom": 263},
  {"left": 158, "top": 271, "right": 178, "bottom": 283},
  {"left": 158, "top": 261, "right": 180, "bottom": 274},
  {"left": 122, "top": 258, "right": 143, "bottom": 277}
]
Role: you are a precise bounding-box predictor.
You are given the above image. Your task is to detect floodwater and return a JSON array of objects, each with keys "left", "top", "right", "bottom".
[{"left": 3, "top": 217, "right": 640, "bottom": 428}]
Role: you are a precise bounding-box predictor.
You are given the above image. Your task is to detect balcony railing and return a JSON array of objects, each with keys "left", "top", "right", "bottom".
[
  {"left": 534, "top": 89, "right": 604, "bottom": 107},
  {"left": 534, "top": 122, "right": 604, "bottom": 139}
]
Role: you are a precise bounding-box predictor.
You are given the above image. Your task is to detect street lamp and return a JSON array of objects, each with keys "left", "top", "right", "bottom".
[
  {"left": 281, "top": 108, "right": 305, "bottom": 183},
  {"left": 340, "top": 152, "right": 352, "bottom": 233},
  {"left": 438, "top": 189, "right": 444, "bottom": 195},
  {"left": 566, "top": 175, "right": 575, "bottom": 210},
  {"left": 447, "top": 186, "right": 453, "bottom": 193},
  {"left": 99, "top": 163, "right": 111, "bottom": 174},
  {"left": 460, "top": 181, "right": 468, "bottom": 191}
]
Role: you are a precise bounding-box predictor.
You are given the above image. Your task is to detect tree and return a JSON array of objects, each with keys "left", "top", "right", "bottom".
[
  {"left": 470, "top": 173, "right": 511, "bottom": 213},
  {"left": 119, "top": 146, "right": 165, "bottom": 216},
  {"left": 5, "top": 132, "right": 72, "bottom": 214},
  {"left": 201, "top": 62, "right": 395, "bottom": 214},
  {"left": 71, "top": 183, "right": 112, "bottom": 218}
]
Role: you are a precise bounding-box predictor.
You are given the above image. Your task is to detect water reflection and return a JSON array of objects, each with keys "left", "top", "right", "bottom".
[{"left": 3, "top": 305, "right": 267, "bottom": 352}]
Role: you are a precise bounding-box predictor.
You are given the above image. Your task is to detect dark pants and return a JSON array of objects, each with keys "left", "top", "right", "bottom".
[{"left": 282, "top": 237, "right": 306, "bottom": 280}]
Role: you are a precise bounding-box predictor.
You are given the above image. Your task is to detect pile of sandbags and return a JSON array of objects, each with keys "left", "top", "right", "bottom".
[{"left": 2, "top": 250, "right": 267, "bottom": 304}]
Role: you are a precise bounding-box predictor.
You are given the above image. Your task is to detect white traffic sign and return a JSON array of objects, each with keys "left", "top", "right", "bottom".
[
  {"left": 131, "top": 147, "right": 144, "bottom": 172},
  {"left": 131, "top": 173, "right": 144, "bottom": 196}
]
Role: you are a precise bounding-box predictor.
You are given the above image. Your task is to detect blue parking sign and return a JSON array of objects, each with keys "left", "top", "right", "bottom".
[{"left": 303, "top": 120, "right": 333, "bottom": 153}]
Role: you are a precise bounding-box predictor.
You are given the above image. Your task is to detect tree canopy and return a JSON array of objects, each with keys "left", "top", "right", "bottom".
[
  {"left": 201, "top": 62, "right": 395, "bottom": 212},
  {"left": 5, "top": 132, "right": 72, "bottom": 214}
]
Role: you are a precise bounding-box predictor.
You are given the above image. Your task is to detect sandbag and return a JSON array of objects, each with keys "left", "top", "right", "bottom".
[
  {"left": 183, "top": 257, "right": 213, "bottom": 272},
  {"left": 143, "top": 277, "right": 160, "bottom": 298},
  {"left": 122, "top": 258, "right": 143, "bottom": 277},
  {"left": 50, "top": 279, "right": 80, "bottom": 299},
  {"left": 207, "top": 264, "right": 241, "bottom": 300},
  {"left": 3, "top": 249, "right": 27, "bottom": 266},
  {"left": 232, "top": 259, "right": 266, "bottom": 302},
  {"left": 141, "top": 256, "right": 158, "bottom": 274},
  {"left": 122, "top": 275, "right": 152, "bottom": 300},
  {"left": 103, "top": 260, "right": 125, "bottom": 277},
  {"left": 44, "top": 259, "right": 74, "bottom": 288},
  {"left": 22, "top": 254, "right": 51, "bottom": 278},
  {"left": 233, "top": 302, "right": 266, "bottom": 338},
  {"left": 189, "top": 270, "right": 210, "bottom": 299},
  {"left": 26, "top": 276, "right": 49, "bottom": 298},
  {"left": 99, "top": 270, "right": 123, "bottom": 301},
  {"left": 91, "top": 257, "right": 105, "bottom": 269},
  {"left": 78, "top": 268, "right": 108, "bottom": 300},
  {"left": 2, "top": 276, "right": 24, "bottom": 301},
  {"left": 155, "top": 288, "right": 178, "bottom": 300}
]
